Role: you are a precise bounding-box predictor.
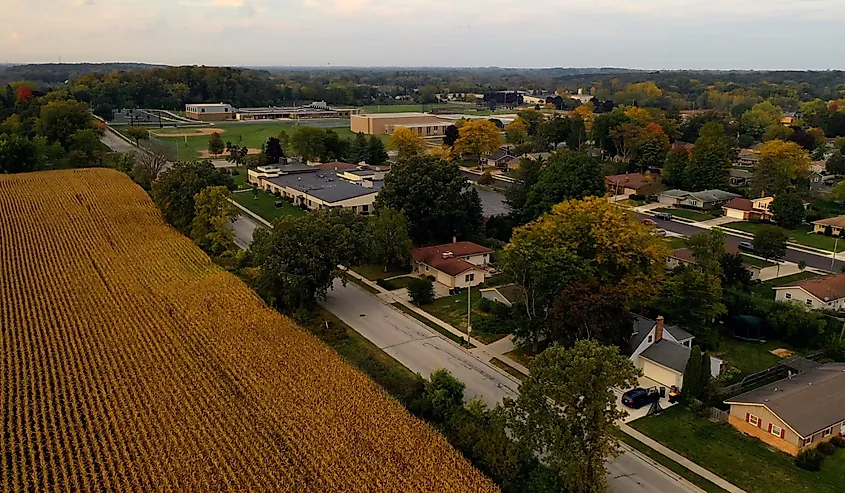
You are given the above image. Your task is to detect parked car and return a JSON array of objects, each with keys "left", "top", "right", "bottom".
[
  {"left": 654, "top": 212, "right": 674, "bottom": 221},
  {"left": 738, "top": 241, "right": 755, "bottom": 252},
  {"left": 642, "top": 218, "right": 657, "bottom": 226},
  {"left": 651, "top": 229, "right": 667, "bottom": 237},
  {"left": 621, "top": 387, "right": 661, "bottom": 409}
]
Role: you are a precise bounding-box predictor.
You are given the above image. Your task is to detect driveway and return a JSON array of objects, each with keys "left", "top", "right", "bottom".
[{"left": 321, "top": 279, "right": 519, "bottom": 407}]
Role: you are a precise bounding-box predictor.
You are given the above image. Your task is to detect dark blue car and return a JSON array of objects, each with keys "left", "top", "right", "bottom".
[{"left": 621, "top": 387, "right": 660, "bottom": 409}]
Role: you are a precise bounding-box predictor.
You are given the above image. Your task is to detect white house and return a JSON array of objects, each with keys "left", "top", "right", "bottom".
[
  {"left": 630, "top": 315, "right": 722, "bottom": 390},
  {"left": 480, "top": 284, "right": 523, "bottom": 306},
  {"left": 774, "top": 273, "right": 845, "bottom": 311},
  {"left": 411, "top": 241, "right": 491, "bottom": 289}
]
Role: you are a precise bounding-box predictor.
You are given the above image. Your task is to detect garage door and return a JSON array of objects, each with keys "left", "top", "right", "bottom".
[{"left": 642, "top": 361, "right": 680, "bottom": 388}]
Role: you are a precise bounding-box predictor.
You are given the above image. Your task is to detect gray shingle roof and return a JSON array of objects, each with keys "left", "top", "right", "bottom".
[
  {"left": 267, "top": 171, "right": 379, "bottom": 203},
  {"left": 666, "top": 325, "right": 693, "bottom": 342},
  {"left": 640, "top": 339, "right": 691, "bottom": 373},
  {"left": 725, "top": 364, "right": 845, "bottom": 437},
  {"left": 630, "top": 315, "right": 693, "bottom": 351}
]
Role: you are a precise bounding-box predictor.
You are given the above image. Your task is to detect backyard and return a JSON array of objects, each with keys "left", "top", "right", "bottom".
[
  {"left": 630, "top": 406, "right": 845, "bottom": 493},
  {"left": 713, "top": 337, "right": 797, "bottom": 377},
  {"left": 231, "top": 189, "right": 307, "bottom": 222}
]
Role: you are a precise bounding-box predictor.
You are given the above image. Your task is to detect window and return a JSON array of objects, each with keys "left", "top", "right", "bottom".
[
  {"left": 647, "top": 335, "right": 653, "bottom": 344},
  {"left": 749, "top": 414, "right": 760, "bottom": 427},
  {"left": 465, "top": 273, "right": 475, "bottom": 283},
  {"left": 806, "top": 299, "right": 813, "bottom": 306},
  {"left": 785, "top": 293, "right": 792, "bottom": 300},
  {"left": 771, "top": 424, "right": 783, "bottom": 437},
  {"left": 361, "top": 204, "right": 369, "bottom": 213},
  {"left": 823, "top": 427, "right": 832, "bottom": 437}
]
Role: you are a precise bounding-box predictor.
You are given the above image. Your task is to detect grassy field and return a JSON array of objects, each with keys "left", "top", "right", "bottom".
[
  {"left": 630, "top": 406, "right": 845, "bottom": 493},
  {"left": 353, "top": 264, "right": 412, "bottom": 281},
  {"left": 231, "top": 188, "right": 307, "bottom": 222},
  {"left": 750, "top": 271, "right": 819, "bottom": 299},
  {"left": 420, "top": 289, "right": 510, "bottom": 344},
  {"left": 656, "top": 207, "right": 720, "bottom": 222},
  {"left": 713, "top": 338, "right": 795, "bottom": 376},
  {"left": 153, "top": 121, "right": 389, "bottom": 161},
  {"left": 665, "top": 237, "right": 688, "bottom": 249},
  {"left": 387, "top": 276, "right": 415, "bottom": 290},
  {"left": 614, "top": 431, "right": 728, "bottom": 493},
  {"left": 739, "top": 254, "right": 775, "bottom": 268},
  {"left": 723, "top": 222, "right": 843, "bottom": 252}
]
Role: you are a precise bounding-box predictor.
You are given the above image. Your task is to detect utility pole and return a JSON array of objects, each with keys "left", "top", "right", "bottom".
[
  {"left": 832, "top": 236, "right": 840, "bottom": 272},
  {"left": 466, "top": 284, "right": 472, "bottom": 347}
]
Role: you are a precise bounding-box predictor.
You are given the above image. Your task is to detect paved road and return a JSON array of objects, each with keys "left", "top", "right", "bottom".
[
  {"left": 647, "top": 215, "right": 843, "bottom": 272},
  {"left": 462, "top": 169, "right": 514, "bottom": 190},
  {"left": 232, "top": 215, "right": 258, "bottom": 249},
  {"left": 321, "top": 280, "right": 702, "bottom": 493},
  {"left": 100, "top": 127, "right": 138, "bottom": 154},
  {"left": 475, "top": 185, "right": 508, "bottom": 217}
]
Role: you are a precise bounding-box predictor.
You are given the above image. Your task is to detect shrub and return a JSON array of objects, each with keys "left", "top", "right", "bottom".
[
  {"left": 376, "top": 278, "right": 396, "bottom": 290},
  {"left": 817, "top": 441, "right": 836, "bottom": 456},
  {"left": 630, "top": 194, "right": 646, "bottom": 201},
  {"left": 478, "top": 296, "right": 493, "bottom": 313},
  {"left": 830, "top": 436, "right": 845, "bottom": 448},
  {"left": 795, "top": 449, "right": 823, "bottom": 471},
  {"left": 825, "top": 225, "right": 833, "bottom": 236},
  {"left": 829, "top": 340, "right": 845, "bottom": 362},
  {"left": 478, "top": 171, "right": 493, "bottom": 186},
  {"left": 408, "top": 278, "right": 435, "bottom": 305}
]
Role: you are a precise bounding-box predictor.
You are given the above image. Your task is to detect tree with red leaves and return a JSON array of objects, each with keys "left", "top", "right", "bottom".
[{"left": 16, "top": 86, "right": 34, "bottom": 104}]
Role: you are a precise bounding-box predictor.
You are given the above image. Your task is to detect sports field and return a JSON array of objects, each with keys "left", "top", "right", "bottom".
[
  {"left": 0, "top": 168, "right": 497, "bottom": 492},
  {"left": 149, "top": 121, "right": 389, "bottom": 161}
]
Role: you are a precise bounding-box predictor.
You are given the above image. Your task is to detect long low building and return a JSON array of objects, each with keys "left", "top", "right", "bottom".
[
  {"left": 185, "top": 101, "right": 359, "bottom": 122},
  {"left": 185, "top": 103, "right": 236, "bottom": 121},
  {"left": 350, "top": 113, "right": 450, "bottom": 136},
  {"left": 255, "top": 166, "right": 381, "bottom": 215}
]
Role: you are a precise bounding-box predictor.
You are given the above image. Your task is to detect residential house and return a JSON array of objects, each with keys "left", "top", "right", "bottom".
[
  {"left": 629, "top": 315, "right": 723, "bottom": 390},
  {"left": 671, "top": 141, "right": 695, "bottom": 151},
  {"left": 811, "top": 216, "right": 845, "bottom": 235},
  {"left": 667, "top": 246, "right": 762, "bottom": 280},
  {"left": 809, "top": 170, "right": 837, "bottom": 192},
  {"left": 724, "top": 363, "right": 845, "bottom": 455},
  {"left": 411, "top": 241, "right": 491, "bottom": 289},
  {"left": 774, "top": 273, "right": 845, "bottom": 310},
  {"left": 658, "top": 189, "right": 740, "bottom": 210},
  {"left": 480, "top": 284, "right": 524, "bottom": 306},
  {"left": 485, "top": 150, "right": 517, "bottom": 169},
  {"left": 781, "top": 112, "right": 797, "bottom": 126},
  {"left": 729, "top": 169, "right": 753, "bottom": 187},
  {"left": 734, "top": 149, "right": 760, "bottom": 167},
  {"left": 722, "top": 197, "right": 774, "bottom": 221},
  {"left": 605, "top": 173, "right": 656, "bottom": 196}
]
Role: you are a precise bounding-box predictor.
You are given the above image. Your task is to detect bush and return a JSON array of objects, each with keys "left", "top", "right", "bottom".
[
  {"left": 478, "top": 296, "right": 493, "bottom": 313},
  {"left": 829, "top": 340, "right": 845, "bottom": 362},
  {"left": 376, "top": 278, "right": 396, "bottom": 290},
  {"left": 795, "top": 449, "right": 823, "bottom": 471},
  {"left": 830, "top": 436, "right": 845, "bottom": 448},
  {"left": 817, "top": 441, "right": 836, "bottom": 456},
  {"left": 478, "top": 171, "right": 493, "bottom": 186},
  {"left": 408, "top": 278, "right": 435, "bottom": 305},
  {"left": 630, "top": 194, "right": 646, "bottom": 201},
  {"left": 825, "top": 225, "right": 833, "bottom": 236}
]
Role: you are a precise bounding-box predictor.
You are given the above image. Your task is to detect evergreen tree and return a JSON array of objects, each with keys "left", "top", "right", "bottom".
[
  {"left": 698, "top": 350, "right": 712, "bottom": 401},
  {"left": 681, "top": 345, "right": 702, "bottom": 402},
  {"left": 368, "top": 135, "right": 388, "bottom": 166},
  {"left": 350, "top": 132, "right": 370, "bottom": 164},
  {"left": 265, "top": 136, "right": 285, "bottom": 164}
]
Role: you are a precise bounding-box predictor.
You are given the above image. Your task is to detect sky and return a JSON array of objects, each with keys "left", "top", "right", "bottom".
[{"left": 2, "top": 0, "right": 844, "bottom": 70}]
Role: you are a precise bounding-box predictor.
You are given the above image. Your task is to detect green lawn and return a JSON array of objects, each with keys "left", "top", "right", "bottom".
[
  {"left": 740, "top": 254, "right": 775, "bottom": 268},
  {"left": 614, "top": 431, "right": 728, "bottom": 493},
  {"left": 666, "top": 237, "right": 688, "bottom": 249},
  {"left": 391, "top": 303, "right": 473, "bottom": 348},
  {"left": 722, "top": 222, "right": 844, "bottom": 252},
  {"left": 656, "top": 207, "right": 719, "bottom": 222},
  {"left": 750, "top": 271, "right": 820, "bottom": 300},
  {"left": 713, "top": 338, "right": 795, "bottom": 377},
  {"left": 630, "top": 406, "right": 845, "bottom": 493},
  {"left": 419, "top": 289, "right": 510, "bottom": 344},
  {"left": 489, "top": 357, "right": 528, "bottom": 382},
  {"left": 231, "top": 188, "right": 306, "bottom": 222},
  {"left": 352, "top": 264, "right": 412, "bottom": 281},
  {"left": 387, "top": 276, "right": 415, "bottom": 290},
  {"left": 152, "top": 121, "right": 389, "bottom": 161}
]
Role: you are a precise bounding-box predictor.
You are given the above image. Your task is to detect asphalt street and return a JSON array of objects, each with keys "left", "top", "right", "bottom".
[
  {"left": 475, "top": 185, "right": 509, "bottom": 217},
  {"left": 99, "top": 127, "right": 138, "bottom": 154},
  {"left": 321, "top": 280, "right": 702, "bottom": 493},
  {"left": 232, "top": 215, "right": 258, "bottom": 249},
  {"left": 646, "top": 215, "right": 843, "bottom": 272}
]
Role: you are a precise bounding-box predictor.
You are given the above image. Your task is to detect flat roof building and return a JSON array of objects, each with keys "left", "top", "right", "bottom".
[
  {"left": 185, "top": 103, "right": 235, "bottom": 121},
  {"left": 350, "top": 113, "right": 448, "bottom": 136}
]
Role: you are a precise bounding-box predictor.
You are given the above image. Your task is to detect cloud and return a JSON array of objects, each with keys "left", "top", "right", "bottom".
[{"left": 10, "top": 32, "right": 21, "bottom": 41}]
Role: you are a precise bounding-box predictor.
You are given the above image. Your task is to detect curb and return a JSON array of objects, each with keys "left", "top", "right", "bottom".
[{"left": 615, "top": 442, "right": 708, "bottom": 493}]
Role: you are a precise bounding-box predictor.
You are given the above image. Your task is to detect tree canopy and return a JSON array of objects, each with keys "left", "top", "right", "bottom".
[
  {"left": 522, "top": 150, "right": 606, "bottom": 222},
  {"left": 151, "top": 161, "right": 234, "bottom": 231}
]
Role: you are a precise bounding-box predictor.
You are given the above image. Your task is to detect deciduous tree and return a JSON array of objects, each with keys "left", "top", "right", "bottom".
[
  {"left": 770, "top": 193, "right": 806, "bottom": 229},
  {"left": 683, "top": 122, "right": 732, "bottom": 191},
  {"left": 548, "top": 280, "right": 633, "bottom": 351},
  {"left": 753, "top": 226, "right": 788, "bottom": 264},
  {"left": 658, "top": 265, "right": 726, "bottom": 330},
  {"left": 443, "top": 124, "right": 459, "bottom": 146},
  {"left": 190, "top": 186, "right": 238, "bottom": 255},
  {"left": 522, "top": 150, "right": 605, "bottom": 222},
  {"left": 687, "top": 229, "right": 726, "bottom": 276},
  {"left": 505, "top": 118, "right": 528, "bottom": 144},
  {"left": 124, "top": 126, "right": 150, "bottom": 146},
  {"left": 505, "top": 340, "right": 639, "bottom": 493},
  {"left": 752, "top": 140, "right": 810, "bottom": 196},
  {"left": 368, "top": 207, "right": 412, "bottom": 271},
  {"left": 741, "top": 101, "right": 784, "bottom": 140},
  {"left": 375, "top": 155, "right": 483, "bottom": 244},
  {"left": 388, "top": 127, "right": 426, "bottom": 161},
  {"left": 454, "top": 120, "right": 501, "bottom": 165},
  {"left": 151, "top": 161, "right": 234, "bottom": 231},
  {"left": 37, "top": 99, "right": 93, "bottom": 149}
]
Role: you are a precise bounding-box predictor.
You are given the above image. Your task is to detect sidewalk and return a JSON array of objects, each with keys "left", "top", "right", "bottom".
[
  {"left": 228, "top": 199, "right": 273, "bottom": 227},
  {"left": 618, "top": 424, "right": 748, "bottom": 493}
]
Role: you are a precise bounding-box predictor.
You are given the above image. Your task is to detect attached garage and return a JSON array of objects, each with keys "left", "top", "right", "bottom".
[{"left": 641, "top": 360, "right": 683, "bottom": 389}]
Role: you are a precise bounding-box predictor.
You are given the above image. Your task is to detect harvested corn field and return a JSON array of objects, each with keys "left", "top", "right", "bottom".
[{"left": 0, "top": 169, "right": 498, "bottom": 492}]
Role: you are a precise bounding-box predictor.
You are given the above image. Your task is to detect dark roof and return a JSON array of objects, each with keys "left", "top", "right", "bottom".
[
  {"left": 777, "top": 273, "right": 845, "bottom": 302},
  {"left": 630, "top": 315, "right": 693, "bottom": 350},
  {"left": 489, "top": 150, "right": 514, "bottom": 161},
  {"left": 725, "top": 364, "right": 845, "bottom": 437},
  {"left": 484, "top": 284, "right": 524, "bottom": 304},
  {"left": 666, "top": 325, "right": 694, "bottom": 342},
  {"left": 266, "top": 171, "right": 379, "bottom": 203},
  {"left": 640, "top": 339, "right": 691, "bottom": 373},
  {"left": 278, "top": 162, "right": 315, "bottom": 174},
  {"left": 723, "top": 198, "right": 754, "bottom": 212},
  {"left": 605, "top": 173, "right": 653, "bottom": 191},
  {"left": 313, "top": 161, "right": 358, "bottom": 171},
  {"left": 423, "top": 257, "right": 481, "bottom": 277}
]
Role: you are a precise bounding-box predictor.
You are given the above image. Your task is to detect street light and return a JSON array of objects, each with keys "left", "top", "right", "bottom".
[{"left": 466, "top": 284, "right": 472, "bottom": 347}]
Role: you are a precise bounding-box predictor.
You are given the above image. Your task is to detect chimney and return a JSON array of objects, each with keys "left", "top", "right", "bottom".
[
  {"left": 655, "top": 316, "right": 664, "bottom": 342},
  {"left": 452, "top": 236, "right": 457, "bottom": 244}
]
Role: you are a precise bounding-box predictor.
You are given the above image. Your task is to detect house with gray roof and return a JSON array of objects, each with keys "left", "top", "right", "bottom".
[
  {"left": 725, "top": 363, "right": 845, "bottom": 456},
  {"left": 629, "top": 315, "right": 722, "bottom": 391},
  {"left": 658, "top": 189, "right": 739, "bottom": 210}
]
